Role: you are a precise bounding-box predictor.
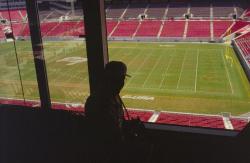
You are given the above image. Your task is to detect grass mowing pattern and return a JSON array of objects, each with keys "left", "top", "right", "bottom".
[{"left": 0, "top": 41, "right": 250, "bottom": 115}]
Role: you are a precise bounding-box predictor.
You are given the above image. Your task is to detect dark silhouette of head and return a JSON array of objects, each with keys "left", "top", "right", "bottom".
[{"left": 101, "top": 61, "right": 128, "bottom": 96}]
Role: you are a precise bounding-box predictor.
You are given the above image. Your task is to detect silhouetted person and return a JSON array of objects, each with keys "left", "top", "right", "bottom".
[{"left": 85, "top": 61, "right": 129, "bottom": 162}]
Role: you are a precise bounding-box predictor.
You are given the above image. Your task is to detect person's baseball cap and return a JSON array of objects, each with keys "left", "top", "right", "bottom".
[{"left": 104, "top": 61, "right": 131, "bottom": 79}]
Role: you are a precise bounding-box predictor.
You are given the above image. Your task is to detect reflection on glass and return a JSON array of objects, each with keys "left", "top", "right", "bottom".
[
  {"left": 39, "top": 1, "right": 88, "bottom": 110},
  {"left": 105, "top": 1, "right": 250, "bottom": 130},
  {"left": 0, "top": 1, "right": 39, "bottom": 107}
]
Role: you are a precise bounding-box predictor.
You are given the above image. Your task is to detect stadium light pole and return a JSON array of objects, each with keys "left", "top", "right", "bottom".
[
  {"left": 82, "top": 0, "right": 109, "bottom": 94},
  {"left": 25, "top": 0, "right": 52, "bottom": 110}
]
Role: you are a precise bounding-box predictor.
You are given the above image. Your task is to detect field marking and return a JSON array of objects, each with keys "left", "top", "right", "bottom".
[
  {"left": 176, "top": 52, "right": 187, "bottom": 89},
  {"left": 125, "top": 50, "right": 152, "bottom": 88},
  {"left": 158, "top": 50, "right": 175, "bottom": 89},
  {"left": 221, "top": 50, "right": 234, "bottom": 94},
  {"left": 194, "top": 49, "right": 199, "bottom": 92},
  {"left": 142, "top": 54, "right": 163, "bottom": 88},
  {"left": 125, "top": 86, "right": 231, "bottom": 96}
]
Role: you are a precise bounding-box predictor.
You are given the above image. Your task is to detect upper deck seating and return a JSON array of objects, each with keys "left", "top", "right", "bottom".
[
  {"left": 146, "top": 3, "right": 167, "bottom": 19},
  {"left": 213, "top": 2, "right": 235, "bottom": 18},
  {"left": 167, "top": 2, "right": 188, "bottom": 18},
  {"left": 190, "top": 2, "right": 210, "bottom": 18},
  {"left": 106, "top": 4, "right": 127, "bottom": 19},
  {"left": 123, "top": 4, "right": 147, "bottom": 19}
]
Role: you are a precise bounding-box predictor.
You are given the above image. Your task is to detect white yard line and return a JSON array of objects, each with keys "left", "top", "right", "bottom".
[
  {"left": 194, "top": 49, "right": 199, "bottom": 92},
  {"left": 142, "top": 54, "right": 163, "bottom": 88},
  {"left": 158, "top": 51, "right": 175, "bottom": 89},
  {"left": 221, "top": 50, "right": 234, "bottom": 94},
  {"left": 176, "top": 53, "right": 186, "bottom": 89},
  {"left": 125, "top": 51, "right": 152, "bottom": 88}
]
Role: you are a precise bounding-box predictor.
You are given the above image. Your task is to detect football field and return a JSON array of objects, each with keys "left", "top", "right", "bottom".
[{"left": 0, "top": 41, "right": 250, "bottom": 115}]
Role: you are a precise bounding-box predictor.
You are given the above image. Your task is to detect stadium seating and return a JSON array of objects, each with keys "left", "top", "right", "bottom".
[
  {"left": 47, "top": 21, "right": 78, "bottom": 36},
  {"left": 0, "top": 25, "right": 5, "bottom": 39},
  {"left": 40, "top": 22, "right": 59, "bottom": 37},
  {"left": 111, "top": 20, "right": 139, "bottom": 37},
  {"left": 167, "top": 2, "right": 188, "bottom": 18},
  {"left": 160, "top": 20, "right": 185, "bottom": 37},
  {"left": 156, "top": 112, "right": 225, "bottom": 129},
  {"left": 228, "top": 21, "right": 250, "bottom": 34},
  {"left": 135, "top": 20, "right": 161, "bottom": 37},
  {"left": 190, "top": 2, "right": 210, "bottom": 18},
  {"left": 106, "top": 4, "right": 127, "bottom": 19},
  {"left": 213, "top": 20, "right": 233, "bottom": 37},
  {"left": 146, "top": 3, "right": 167, "bottom": 19},
  {"left": 187, "top": 20, "right": 210, "bottom": 37},
  {"left": 235, "top": 32, "right": 250, "bottom": 57},
  {"left": 107, "top": 21, "right": 118, "bottom": 35},
  {"left": 0, "top": 10, "right": 23, "bottom": 21},
  {"left": 123, "top": 4, "right": 147, "bottom": 19},
  {"left": 213, "top": 2, "right": 235, "bottom": 18},
  {"left": 125, "top": 109, "right": 154, "bottom": 122},
  {"left": 230, "top": 118, "right": 249, "bottom": 131}
]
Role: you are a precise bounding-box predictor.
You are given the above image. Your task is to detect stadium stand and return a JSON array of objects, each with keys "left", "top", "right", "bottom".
[
  {"left": 213, "top": 20, "right": 233, "bottom": 38},
  {"left": 235, "top": 32, "right": 250, "bottom": 58},
  {"left": 125, "top": 109, "right": 154, "bottom": 122},
  {"left": 123, "top": 3, "right": 147, "bottom": 19},
  {"left": 107, "top": 21, "right": 118, "bottom": 35},
  {"left": 135, "top": 20, "right": 161, "bottom": 37},
  {"left": 106, "top": 4, "right": 127, "bottom": 19},
  {"left": 186, "top": 20, "right": 210, "bottom": 38},
  {"left": 213, "top": 2, "right": 235, "bottom": 18},
  {"left": 230, "top": 117, "right": 249, "bottom": 131},
  {"left": 227, "top": 21, "right": 250, "bottom": 36},
  {"left": 0, "top": 9, "right": 23, "bottom": 21},
  {"left": 160, "top": 20, "right": 185, "bottom": 37},
  {"left": 111, "top": 20, "right": 139, "bottom": 37},
  {"left": 145, "top": 3, "right": 167, "bottom": 19},
  {"left": 167, "top": 2, "right": 188, "bottom": 18},
  {"left": 190, "top": 2, "right": 210, "bottom": 18},
  {"left": 156, "top": 112, "right": 225, "bottom": 129},
  {"left": 47, "top": 21, "right": 78, "bottom": 36}
]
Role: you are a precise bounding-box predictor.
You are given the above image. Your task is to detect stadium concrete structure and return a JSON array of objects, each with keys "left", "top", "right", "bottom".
[{"left": 1, "top": 0, "right": 250, "bottom": 162}]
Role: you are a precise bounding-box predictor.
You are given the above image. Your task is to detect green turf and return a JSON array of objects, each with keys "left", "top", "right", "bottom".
[{"left": 0, "top": 41, "right": 250, "bottom": 115}]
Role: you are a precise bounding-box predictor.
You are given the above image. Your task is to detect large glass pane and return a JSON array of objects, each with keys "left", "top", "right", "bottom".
[
  {"left": 106, "top": 1, "right": 250, "bottom": 130},
  {"left": 38, "top": 1, "right": 88, "bottom": 111},
  {"left": 0, "top": 0, "right": 40, "bottom": 107}
]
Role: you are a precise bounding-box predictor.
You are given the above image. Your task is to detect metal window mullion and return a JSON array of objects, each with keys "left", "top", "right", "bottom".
[{"left": 25, "top": 0, "right": 51, "bottom": 110}]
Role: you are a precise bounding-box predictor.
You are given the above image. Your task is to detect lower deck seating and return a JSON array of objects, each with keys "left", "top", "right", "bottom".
[
  {"left": 1, "top": 98, "right": 249, "bottom": 130},
  {"left": 230, "top": 118, "right": 249, "bottom": 131},
  {"left": 125, "top": 110, "right": 154, "bottom": 122},
  {"left": 160, "top": 21, "right": 185, "bottom": 37},
  {"left": 213, "top": 21, "right": 233, "bottom": 37},
  {"left": 187, "top": 21, "right": 210, "bottom": 37},
  {"left": 135, "top": 20, "right": 161, "bottom": 37},
  {"left": 111, "top": 20, "right": 139, "bottom": 37},
  {"left": 156, "top": 112, "right": 225, "bottom": 129}
]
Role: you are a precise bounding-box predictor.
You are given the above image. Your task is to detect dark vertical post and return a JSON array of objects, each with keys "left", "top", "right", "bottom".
[
  {"left": 83, "top": 0, "right": 109, "bottom": 94},
  {"left": 25, "top": 0, "right": 51, "bottom": 110}
]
